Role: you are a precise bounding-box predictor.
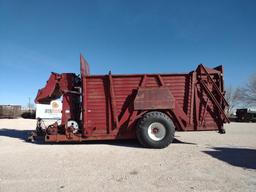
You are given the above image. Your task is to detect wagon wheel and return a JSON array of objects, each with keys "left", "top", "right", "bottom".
[{"left": 136, "top": 111, "right": 175, "bottom": 148}]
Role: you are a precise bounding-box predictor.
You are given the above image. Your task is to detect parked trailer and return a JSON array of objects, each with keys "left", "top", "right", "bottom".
[
  {"left": 0, "top": 105, "right": 21, "bottom": 119},
  {"left": 29, "top": 54, "right": 229, "bottom": 148},
  {"left": 236, "top": 108, "right": 256, "bottom": 122}
]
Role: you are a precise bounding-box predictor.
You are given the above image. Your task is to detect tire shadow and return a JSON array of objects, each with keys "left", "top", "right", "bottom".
[
  {"left": 173, "top": 138, "right": 196, "bottom": 145},
  {"left": 203, "top": 147, "right": 256, "bottom": 170},
  {"left": 0, "top": 128, "right": 196, "bottom": 148}
]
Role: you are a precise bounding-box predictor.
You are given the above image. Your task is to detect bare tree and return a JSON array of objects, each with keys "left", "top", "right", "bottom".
[
  {"left": 225, "top": 86, "right": 239, "bottom": 115},
  {"left": 236, "top": 74, "right": 256, "bottom": 105},
  {"left": 27, "top": 97, "right": 35, "bottom": 111}
]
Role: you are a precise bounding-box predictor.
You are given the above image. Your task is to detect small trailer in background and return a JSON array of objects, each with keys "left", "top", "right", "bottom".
[
  {"left": 236, "top": 108, "right": 256, "bottom": 122},
  {"left": 0, "top": 105, "right": 21, "bottom": 119},
  {"left": 30, "top": 54, "right": 229, "bottom": 148}
]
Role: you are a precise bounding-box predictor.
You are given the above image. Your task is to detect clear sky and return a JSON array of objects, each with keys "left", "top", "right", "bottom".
[{"left": 0, "top": 0, "right": 256, "bottom": 105}]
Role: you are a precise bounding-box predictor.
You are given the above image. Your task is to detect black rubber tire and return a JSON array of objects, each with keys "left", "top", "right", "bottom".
[{"left": 136, "top": 111, "right": 175, "bottom": 148}]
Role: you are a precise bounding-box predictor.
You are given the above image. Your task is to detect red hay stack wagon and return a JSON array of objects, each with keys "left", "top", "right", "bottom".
[{"left": 31, "top": 54, "right": 229, "bottom": 148}]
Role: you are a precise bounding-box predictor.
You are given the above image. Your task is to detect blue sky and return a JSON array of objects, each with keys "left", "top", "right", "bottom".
[{"left": 0, "top": 0, "right": 256, "bottom": 105}]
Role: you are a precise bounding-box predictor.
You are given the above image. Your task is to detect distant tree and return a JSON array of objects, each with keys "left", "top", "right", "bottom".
[
  {"left": 27, "top": 102, "right": 35, "bottom": 110},
  {"left": 225, "top": 86, "right": 239, "bottom": 115},
  {"left": 236, "top": 74, "right": 256, "bottom": 105},
  {"left": 27, "top": 97, "right": 35, "bottom": 111}
]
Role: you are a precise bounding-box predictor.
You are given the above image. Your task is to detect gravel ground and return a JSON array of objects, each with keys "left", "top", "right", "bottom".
[{"left": 0, "top": 119, "right": 256, "bottom": 192}]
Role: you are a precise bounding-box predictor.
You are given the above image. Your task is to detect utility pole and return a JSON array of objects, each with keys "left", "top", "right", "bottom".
[{"left": 28, "top": 97, "right": 31, "bottom": 112}]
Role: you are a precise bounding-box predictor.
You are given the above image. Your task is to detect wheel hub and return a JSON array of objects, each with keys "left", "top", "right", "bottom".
[
  {"left": 148, "top": 122, "right": 166, "bottom": 141},
  {"left": 152, "top": 127, "right": 159, "bottom": 134}
]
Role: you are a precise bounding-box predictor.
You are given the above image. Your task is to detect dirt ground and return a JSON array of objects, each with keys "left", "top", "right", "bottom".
[{"left": 0, "top": 119, "right": 255, "bottom": 192}]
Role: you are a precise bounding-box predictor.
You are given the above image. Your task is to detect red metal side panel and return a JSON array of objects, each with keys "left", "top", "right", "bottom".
[
  {"left": 162, "top": 75, "right": 191, "bottom": 114},
  {"left": 112, "top": 76, "right": 142, "bottom": 138},
  {"left": 112, "top": 76, "right": 141, "bottom": 115},
  {"left": 85, "top": 75, "right": 142, "bottom": 138},
  {"left": 112, "top": 74, "right": 192, "bottom": 132},
  {"left": 84, "top": 74, "right": 195, "bottom": 135},
  {"left": 86, "top": 76, "right": 108, "bottom": 135},
  {"left": 134, "top": 87, "right": 175, "bottom": 110},
  {"left": 83, "top": 71, "right": 225, "bottom": 137}
]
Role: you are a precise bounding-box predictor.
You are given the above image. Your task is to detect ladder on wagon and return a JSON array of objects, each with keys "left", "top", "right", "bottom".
[{"left": 193, "top": 64, "right": 230, "bottom": 132}]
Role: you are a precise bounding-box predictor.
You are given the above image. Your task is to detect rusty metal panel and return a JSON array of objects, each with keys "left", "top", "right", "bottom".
[
  {"left": 134, "top": 87, "right": 175, "bottom": 110},
  {"left": 80, "top": 54, "right": 90, "bottom": 76},
  {"left": 161, "top": 75, "right": 188, "bottom": 110},
  {"left": 82, "top": 68, "right": 228, "bottom": 136},
  {"left": 85, "top": 76, "right": 108, "bottom": 136},
  {"left": 35, "top": 73, "right": 77, "bottom": 104},
  {"left": 34, "top": 73, "right": 62, "bottom": 104}
]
